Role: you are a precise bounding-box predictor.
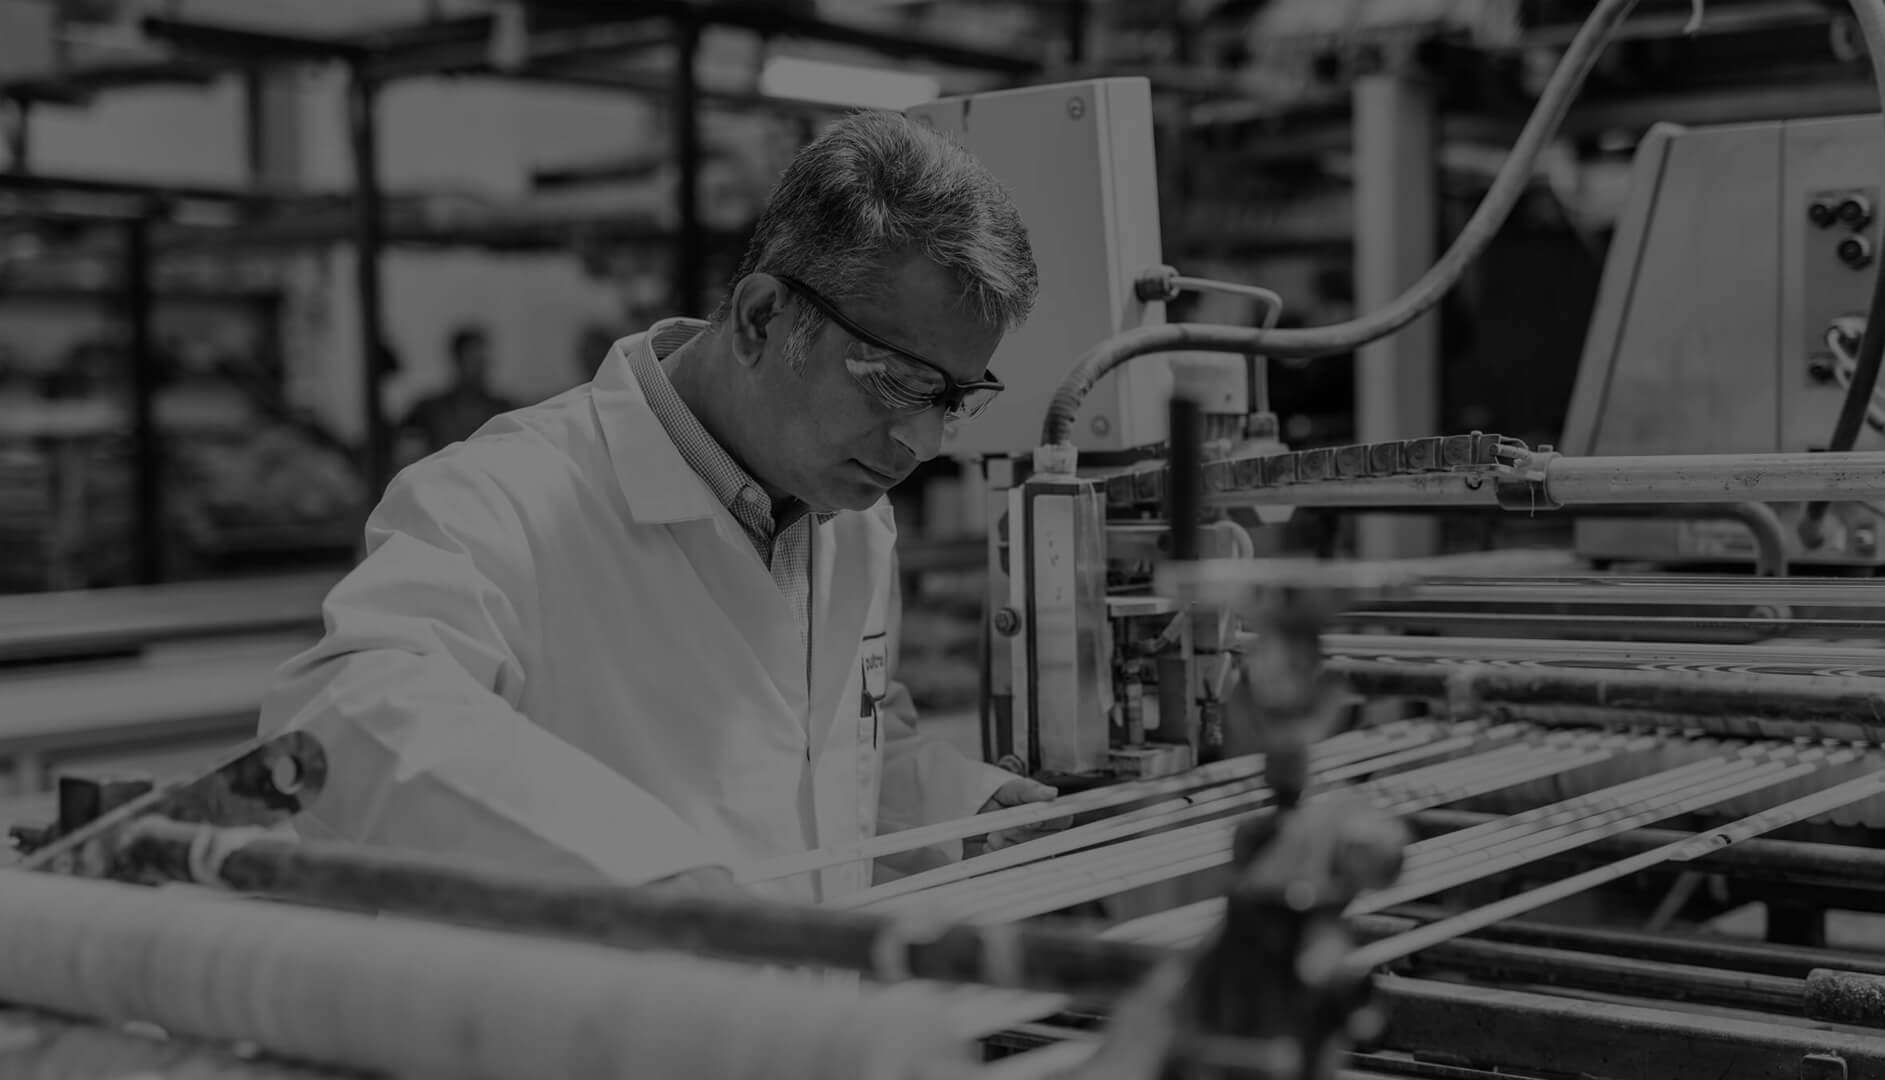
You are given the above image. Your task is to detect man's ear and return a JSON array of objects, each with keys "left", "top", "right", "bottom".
[{"left": 728, "top": 274, "right": 789, "bottom": 370}]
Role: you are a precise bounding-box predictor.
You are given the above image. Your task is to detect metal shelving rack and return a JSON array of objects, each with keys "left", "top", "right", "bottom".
[{"left": 0, "top": 1, "right": 1047, "bottom": 583}]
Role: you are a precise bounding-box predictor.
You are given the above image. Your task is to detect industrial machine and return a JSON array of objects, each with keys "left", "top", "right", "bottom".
[
  {"left": 1565, "top": 112, "right": 1885, "bottom": 570},
  {"left": 21, "top": 1, "right": 1885, "bottom": 1077}
]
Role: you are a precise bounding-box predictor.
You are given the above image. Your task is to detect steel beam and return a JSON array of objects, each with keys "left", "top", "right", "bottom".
[
  {"left": 0, "top": 171, "right": 263, "bottom": 207},
  {"left": 520, "top": 0, "right": 1039, "bottom": 74},
  {"left": 362, "top": 16, "right": 673, "bottom": 83},
  {"left": 0, "top": 60, "right": 224, "bottom": 105},
  {"left": 139, "top": 16, "right": 369, "bottom": 64}
]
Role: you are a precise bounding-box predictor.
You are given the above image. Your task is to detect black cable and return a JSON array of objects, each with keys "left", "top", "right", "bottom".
[{"left": 1806, "top": 218, "right": 1885, "bottom": 540}]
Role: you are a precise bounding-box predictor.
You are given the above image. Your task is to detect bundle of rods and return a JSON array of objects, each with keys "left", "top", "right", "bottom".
[{"left": 15, "top": 716, "right": 1885, "bottom": 1078}]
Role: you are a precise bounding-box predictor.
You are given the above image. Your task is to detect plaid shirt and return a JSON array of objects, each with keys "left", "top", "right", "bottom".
[{"left": 627, "top": 320, "right": 833, "bottom": 661}]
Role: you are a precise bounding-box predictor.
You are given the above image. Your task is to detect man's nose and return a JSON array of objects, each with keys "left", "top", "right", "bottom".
[{"left": 890, "top": 405, "right": 947, "bottom": 463}]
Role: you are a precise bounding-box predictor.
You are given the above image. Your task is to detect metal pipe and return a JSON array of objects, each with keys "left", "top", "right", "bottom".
[
  {"left": 1544, "top": 451, "right": 1885, "bottom": 505},
  {"left": 348, "top": 65, "right": 392, "bottom": 499},
  {"left": 124, "top": 214, "right": 162, "bottom": 585}
]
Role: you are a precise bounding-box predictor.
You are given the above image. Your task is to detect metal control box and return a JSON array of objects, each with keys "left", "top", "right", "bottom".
[
  {"left": 1563, "top": 114, "right": 1885, "bottom": 568},
  {"left": 907, "top": 78, "right": 1170, "bottom": 458}
]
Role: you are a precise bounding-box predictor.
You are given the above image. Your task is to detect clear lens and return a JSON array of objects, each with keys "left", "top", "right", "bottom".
[
  {"left": 847, "top": 352, "right": 941, "bottom": 412},
  {"left": 844, "top": 348, "right": 999, "bottom": 420},
  {"left": 950, "top": 385, "right": 999, "bottom": 421}
]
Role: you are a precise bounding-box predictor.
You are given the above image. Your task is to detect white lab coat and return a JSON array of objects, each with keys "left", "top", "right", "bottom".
[{"left": 258, "top": 332, "right": 1013, "bottom": 903}]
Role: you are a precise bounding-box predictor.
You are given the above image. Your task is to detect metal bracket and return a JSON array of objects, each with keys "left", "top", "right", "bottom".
[
  {"left": 1802, "top": 1053, "right": 1848, "bottom": 1080},
  {"left": 15, "top": 732, "right": 327, "bottom": 881}
]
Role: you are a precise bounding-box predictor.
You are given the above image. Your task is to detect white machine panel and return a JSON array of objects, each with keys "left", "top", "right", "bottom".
[{"left": 907, "top": 78, "right": 1171, "bottom": 457}]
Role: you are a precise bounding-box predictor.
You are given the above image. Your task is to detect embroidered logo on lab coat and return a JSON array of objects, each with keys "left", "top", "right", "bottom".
[{"left": 860, "top": 632, "right": 889, "bottom": 703}]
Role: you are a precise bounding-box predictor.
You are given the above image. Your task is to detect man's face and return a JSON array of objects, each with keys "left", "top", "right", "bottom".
[
  {"left": 748, "top": 255, "right": 1003, "bottom": 513},
  {"left": 456, "top": 337, "right": 490, "bottom": 384}
]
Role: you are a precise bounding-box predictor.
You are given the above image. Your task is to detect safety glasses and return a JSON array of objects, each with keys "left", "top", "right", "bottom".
[{"left": 775, "top": 274, "right": 1003, "bottom": 422}]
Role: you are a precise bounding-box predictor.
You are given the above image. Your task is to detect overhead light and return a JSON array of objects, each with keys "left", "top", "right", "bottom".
[{"left": 758, "top": 56, "right": 940, "bottom": 110}]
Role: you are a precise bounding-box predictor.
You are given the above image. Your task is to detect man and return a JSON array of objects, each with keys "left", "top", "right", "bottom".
[
  {"left": 394, "top": 326, "right": 520, "bottom": 460},
  {"left": 258, "top": 110, "right": 1057, "bottom": 902}
]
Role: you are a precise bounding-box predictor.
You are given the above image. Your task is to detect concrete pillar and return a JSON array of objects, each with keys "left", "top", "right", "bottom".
[{"left": 1352, "top": 71, "right": 1442, "bottom": 560}]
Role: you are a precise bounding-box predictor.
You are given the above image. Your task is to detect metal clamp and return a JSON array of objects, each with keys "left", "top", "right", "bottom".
[
  {"left": 18, "top": 732, "right": 327, "bottom": 882},
  {"left": 1493, "top": 446, "right": 1561, "bottom": 512}
]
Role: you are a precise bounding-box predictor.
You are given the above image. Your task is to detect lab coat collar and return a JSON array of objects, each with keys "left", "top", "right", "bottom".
[{"left": 590, "top": 319, "right": 729, "bottom": 524}]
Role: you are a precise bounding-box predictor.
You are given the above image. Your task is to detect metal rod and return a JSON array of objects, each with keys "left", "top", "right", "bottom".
[
  {"left": 1544, "top": 451, "right": 1885, "bottom": 504},
  {"left": 1209, "top": 471, "right": 1489, "bottom": 508},
  {"left": 1324, "top": 634, "right": 1885, "bottom": 671},
  {"left": 672, "top": 15, "right": 704, "bottom": 317},
  {"left": 1377, "top": 903, "right": 1885, "bottom": 980},
  {"left": 1358, "top": 919, "right": 1809, "bottom": 1014},
  {"left": 1335, "top": 612, "right": 1885, "bottom": 637},
  {"left": 1358, "top": 573, "right": 1885, "bottom": 606},
  {"left": 1349, "top": 767, "right": 1885, "bottom": 970},
  {"left": 1332, "top": 656, "right": 1885, "bottom": 724},
  {"left": 1408, "top": 809, "right": 1885, "bottom": 892},
  {"left": 1368, "top": 976, "right": 1885, "bottom": 1079},
  {"left": 741, "top": 729, "right": 1385, "bottom": 882},
  {"left": 957, "top": 737, "right": 1627, "bottom": 928},
  {"left": 1114, "top": 746, "right": 1831, "bottom": 949},
  {"left": 124, "top": 214, "right": 162, "bottom": 585},
  {"left": 889, "top": 730, "right": 1550, "bottom": 920},
  {"left": 1208, "top": 450, "right": 1885, "bottom": 508},
  {"left": 116, "top": 818, "right": 1167, "bottom": 1000},
  {"left": 348, "top": 65, "right": 392, "bottom": 499},
  {"left": 839, "top": 729, "right": 1468, "bottom": 911}
]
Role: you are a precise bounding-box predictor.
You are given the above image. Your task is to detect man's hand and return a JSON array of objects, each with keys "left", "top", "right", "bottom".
[
  {"left": 972, "top": 777, "right": 1070, "bottom": 854},
  {"left": 642, "top": 865, "right": 743, "bottom": 898}
]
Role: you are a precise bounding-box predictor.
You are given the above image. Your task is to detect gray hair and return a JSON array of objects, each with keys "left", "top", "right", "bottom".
[{"left": 713, "top": 109, "right": 1038, "bottom": 368}]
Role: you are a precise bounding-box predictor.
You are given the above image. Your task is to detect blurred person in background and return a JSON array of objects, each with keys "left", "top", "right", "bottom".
[{"left": 394, "top": 325, "right": 519, "bottom": 460}]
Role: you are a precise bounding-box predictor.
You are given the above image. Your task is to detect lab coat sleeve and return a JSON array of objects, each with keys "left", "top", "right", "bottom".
[
  {"left": 259, "top": 450, "right": 730, "bottom": 887},
  {"left": 872, "top": 543, "right": 1014, "bottom": 869}
]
